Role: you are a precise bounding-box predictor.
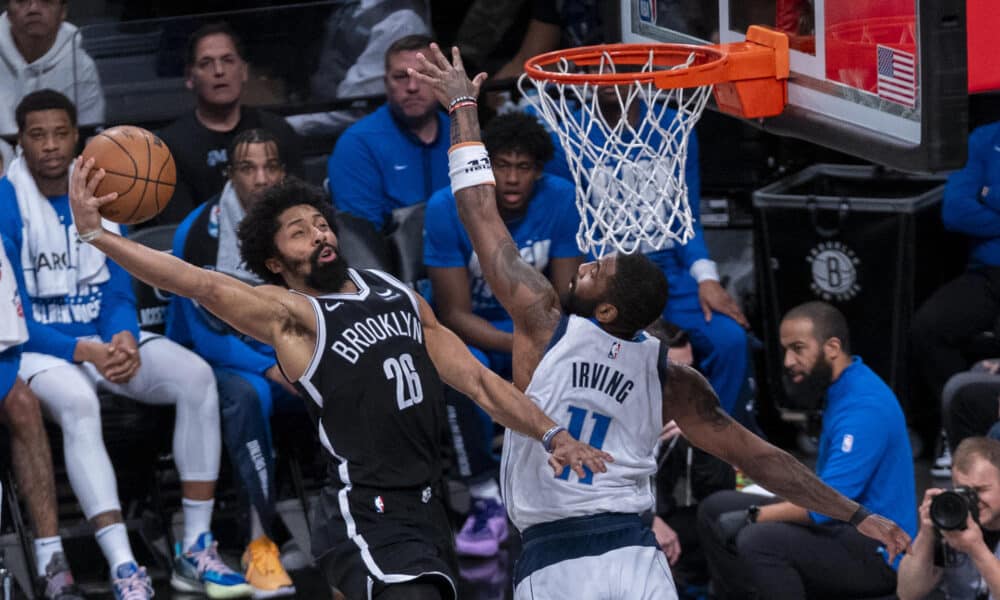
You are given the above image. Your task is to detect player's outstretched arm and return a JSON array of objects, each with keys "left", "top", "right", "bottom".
[
  {"left": 663, "top": 362, "right": 911, "bottom": 561},
  {"left": 69, "top": 157, "right": 297, "bottom": 348},
  {"left": 417, "top": 295, "right": 611, "bottom": 477},
  {"left": 410, "top": 44, "right": 561, "bottom": 332}
]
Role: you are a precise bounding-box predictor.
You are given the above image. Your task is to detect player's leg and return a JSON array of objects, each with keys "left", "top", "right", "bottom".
[
  {"left": 1, "top": 351, "right": 84, "bottom": 599},
  {"left": 735, "top": 520, "right": 896, "bottom": 599},
  {"left": 912, "top": 271, "right": 1000, "bottom": 439},
  {"left": 696, "top": 490, "right": 778, "bottom": 600},
  {"left": 24, "top": 355, "right": 149, "bottom": 597},
  {"left": 100, "top": 334, "right": 248, "bottom": 598},
  {"left": 214, "top": 368, "right": 295, "bottom": 597}
]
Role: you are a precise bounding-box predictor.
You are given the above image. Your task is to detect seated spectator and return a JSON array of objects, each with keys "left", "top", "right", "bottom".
[
  {"left": 288, "top": 0, "right": 429, "bottom": 137},
  {"left": 423, "top": 111, "right": 582, "bottom": 557},
  {"left": 0, "top": 90, "right": 249, "bottom": 600},
  {"left": 490, "top": 0, "right": 604, "bottom": 84},
  {"left": 912, "top": 120, "right": 1000, "bottom": 464},
  {"left": 328, "top": 34, "right": 449, "bottom": 232},
  {"left": 0, "top": 0, "right": 104, "bottom": 136},
  {"left": 1, "top": 236, "right": 84, "bottom": 600},
  {"left": 933, "top": 359, "right": 1000, "bottom": 477},
  {"left": 168, "top": 128, "right": 298, "bottom": 597},
  {"left": 697, "top": 301, "right": 916, "bottom": 599},
  {"left": 899, "top": 436, "right": 1000, "bottom": 600},
  {"left": 153, "top": 22, "right": 303, "bottom": 229}
]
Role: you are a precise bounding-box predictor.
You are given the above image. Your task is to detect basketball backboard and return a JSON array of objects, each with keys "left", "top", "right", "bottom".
[{"left": 612, "top": 0, "right": 968, "bottom": 173}]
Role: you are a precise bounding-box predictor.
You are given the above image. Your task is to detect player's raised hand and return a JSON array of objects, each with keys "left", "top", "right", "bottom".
[
  {"left": 855, "top": 513, "right": 911, "bottom": 563},
  {"left": 69, "top": 156, "right": 117, "bottom": 239},
  {"left": 409, "top": 43, "right": 488, "bottom": 111},
  {"left": 547, "top": 430, "right": 614, "bottom": 478}
]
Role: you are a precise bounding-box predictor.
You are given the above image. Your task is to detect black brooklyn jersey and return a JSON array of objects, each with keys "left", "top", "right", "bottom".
[{"left": 293, "top": 268, "right": 446, "bottom": 490}]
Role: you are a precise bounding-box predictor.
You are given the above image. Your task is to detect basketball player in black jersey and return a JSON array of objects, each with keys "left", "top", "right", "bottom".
[
  {"left": 407, "top": 44, "right": 913, "bottom": 595},
  {"left": 66, "top": 168, "right": 612, "bottom": 600}
]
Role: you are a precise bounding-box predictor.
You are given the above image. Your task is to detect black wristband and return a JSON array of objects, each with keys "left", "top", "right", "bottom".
[
  {"left": 747, "top": 504, "right": 760, "bottom": 524},
  {"left": 849, "top": 505, "right": 872, "bottom": 526}
]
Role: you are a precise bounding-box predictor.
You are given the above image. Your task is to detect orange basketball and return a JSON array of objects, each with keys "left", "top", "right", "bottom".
[{"left": 82, "top": 126, "right": 176, "bottom": 225}]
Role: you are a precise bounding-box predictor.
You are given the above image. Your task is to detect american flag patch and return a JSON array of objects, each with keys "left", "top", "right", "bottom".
[{"left": 876, "top": 44, "right": 917, "bottom": 107}]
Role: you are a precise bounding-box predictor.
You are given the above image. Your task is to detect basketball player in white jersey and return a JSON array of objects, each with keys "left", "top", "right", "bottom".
[
  {"left": 65, "top": 166, "right": 610, "bottom": 599},
  {"left": 410, "top": 44, "right": 912, "bottom": 599}
]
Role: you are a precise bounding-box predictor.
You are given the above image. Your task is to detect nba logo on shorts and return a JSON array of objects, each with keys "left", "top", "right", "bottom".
[
  {"left": 608, "top": 342, "right": 622, "bottom": 360},
  {"left": 374, "top": 496, "right": 385, "bottom": 513}
]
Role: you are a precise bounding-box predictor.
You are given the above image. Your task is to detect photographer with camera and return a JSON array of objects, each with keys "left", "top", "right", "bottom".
[{"left": 899, "top": 437, "right": 1000, "bottom": 600}]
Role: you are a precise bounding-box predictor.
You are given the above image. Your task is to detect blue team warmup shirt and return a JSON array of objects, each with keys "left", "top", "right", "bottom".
[
  {"left": 0, "top": 179, "right": 139, "bottom": 362},
  {"left": 811, "top": 357, "right": 918, "bottom": 558},
  {"left": 423, "top": 174, "right": 581, "bottom": 322},
  {"left": 328, "top": 104, "right": 451, "bottom": 230},
  {"left": 942, "top": 121, "right": 1000, "bottom": 268}
]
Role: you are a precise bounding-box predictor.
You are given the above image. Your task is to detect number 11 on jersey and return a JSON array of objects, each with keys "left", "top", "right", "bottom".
[{"left": 556, "top": 405, "right": 612, "bottom": 484}]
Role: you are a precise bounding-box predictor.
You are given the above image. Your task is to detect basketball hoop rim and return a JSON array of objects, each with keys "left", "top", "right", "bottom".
[{"left": 522, "top": 42, "right": 729, "bottom": 87}]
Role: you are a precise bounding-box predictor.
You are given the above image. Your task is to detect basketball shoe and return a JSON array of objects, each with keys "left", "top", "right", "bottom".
[
  {"left": 111, "top": 562, "right": 153, "bottom": 600},
  {"left": 40, "top": 552, "right": 85, "bottom": 600},
  {"left": 171, "top": 532, "right": 253, "bottom": 598},
  {"left": 455, "top": 498, "right": 509, "bottom": 557},
  {"left": 241, "top": 536, "right": 295, "bottom": 598}
]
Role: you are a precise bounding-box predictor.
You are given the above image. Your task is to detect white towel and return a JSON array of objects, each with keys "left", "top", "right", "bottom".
[
  {"left": 7, "top": 154, "right": 119, "bottom": 298},
  {"left": 0, "top": 240, "right": 28, "bottom": 352},
  {"left": 216, "top": 181, "right": 261, "bottom": 285}
]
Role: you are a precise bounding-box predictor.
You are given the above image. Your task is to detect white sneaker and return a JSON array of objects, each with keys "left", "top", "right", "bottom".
[{"left": 931, "top": 440, "right": 952, "bottom": 478}]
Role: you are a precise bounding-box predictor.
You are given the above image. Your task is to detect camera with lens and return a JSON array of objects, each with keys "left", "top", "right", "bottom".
[{"left": 930, "top": 486, "right": 980, "bottom": 531}]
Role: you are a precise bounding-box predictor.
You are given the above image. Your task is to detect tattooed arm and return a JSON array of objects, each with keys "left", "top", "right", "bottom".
[
  {"left": 664, "top": 363, "right": 911, "bottom": 560},
  {"left": 411, "top": 44, "right": 561, "bottom": 334}
]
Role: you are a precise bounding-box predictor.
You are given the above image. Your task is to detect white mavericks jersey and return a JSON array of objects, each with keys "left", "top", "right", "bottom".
[{"left": 502, "top": 315, "right": 666, "bottom": 532}]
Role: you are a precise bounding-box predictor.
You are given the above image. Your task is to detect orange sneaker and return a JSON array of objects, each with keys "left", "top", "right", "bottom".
[{"left": 241, "top": 536, "right": 295, "bottom": 599}]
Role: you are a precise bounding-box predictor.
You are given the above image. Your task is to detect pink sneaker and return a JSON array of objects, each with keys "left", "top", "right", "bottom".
[{"left": 455, "top": 498, "right": 509, "bottom": 557}]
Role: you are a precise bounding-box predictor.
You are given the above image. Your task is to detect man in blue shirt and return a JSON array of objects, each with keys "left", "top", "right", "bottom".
[
  {"left": 697, "top": 301, "right": 917, "bottom": 599},
  {"left": 912, "top": 121, "right": 1000, "bottom": 457},
  {"left": 0, "top": 90, "right": 249, "bottom": 599},
  {"left": 423, "top": 111, "right": 583, "bottom": 558},
  {"left": 169, "top": 129, "right": 298, "bottom": 597},
  {"left": 328, "top": 34, "right": 450, "bottom": 231}
]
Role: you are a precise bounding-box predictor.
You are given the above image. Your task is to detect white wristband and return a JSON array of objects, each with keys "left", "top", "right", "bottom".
[
  {"left": 689, "top": 259, "right": 719, "bottom": 283},
  {"left": 448, "top": 142, "right": 495, "bottom": 195},
  {"left": 79, "top": 228, "right": 104, "bottom": 243}
]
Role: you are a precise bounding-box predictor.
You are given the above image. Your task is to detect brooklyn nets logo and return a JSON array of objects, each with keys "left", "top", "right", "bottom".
[{"left": 806, "top": 241, "right": 861, "bottom": 302}]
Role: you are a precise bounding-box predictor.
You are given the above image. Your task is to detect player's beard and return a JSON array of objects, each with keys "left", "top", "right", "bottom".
[
  {"left": 305, "top": 243, "right": 349, "bottom": 293},
  {"left": 563, "top": 275, "right": 602, "bottom": 318},
  {"left": 782, "top": 354, "right": 833, "bottom": 411}
]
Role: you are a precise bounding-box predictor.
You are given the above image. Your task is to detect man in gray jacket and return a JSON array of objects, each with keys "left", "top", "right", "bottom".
[{"left": 0, "top": 0, "right": 104, "bottom": 136}]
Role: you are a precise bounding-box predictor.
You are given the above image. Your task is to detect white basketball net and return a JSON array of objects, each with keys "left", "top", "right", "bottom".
[{"left": 520, "top": 50, "right": 713, "bottom": 257}]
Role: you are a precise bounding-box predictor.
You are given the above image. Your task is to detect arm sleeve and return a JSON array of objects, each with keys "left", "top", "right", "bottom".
[
  {"left": 942, "top": 127, "right": 1000, "bottom": 236},
  {"left": 549, "top": 178, "right": 584, "bottom": 258},
  {"left": 423, "top": 190, "right": 468, "bottom": 268},
  {"left": 808, "top": 403, "right": 887, "bottom": 524},
  {"left": 95, "top": 260, "right": 140, "bottom": 341},
  {"left": 328, "top": 130, "right": 389, "bottom": 229},
  {"left": 676, "top": 127, "right": 710, "bottom": 267}
]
